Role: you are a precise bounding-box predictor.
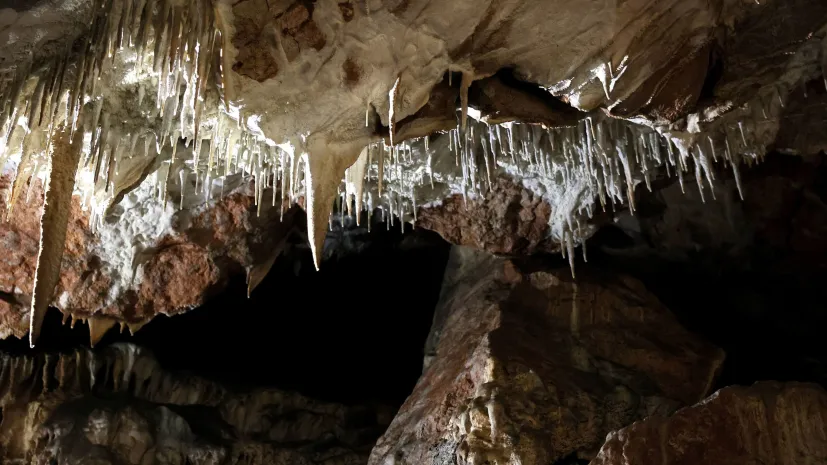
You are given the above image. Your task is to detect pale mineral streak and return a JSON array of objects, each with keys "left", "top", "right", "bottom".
[{"left": 28, "top": 128, "right": 82, "bottom": 347}]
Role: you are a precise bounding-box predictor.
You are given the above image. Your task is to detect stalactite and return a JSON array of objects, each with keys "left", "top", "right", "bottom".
[
  {"left": 29, "top": 127, "right": 83, "bottom": 347},
  {"left": 303, "top": 142, "right": 363, "bottom": 270},
  {"left": 460, "top": 72, "right": 473, "bottom": 131},
  {"left": 345, "top": 147, "right": 369, "bottom": 226},
  {"left": 388, "top": 75, "right": 401, "bottom": 147},
  {"left": 0, "top": 0, "right": 799, "bottom": 290},
  {"left": 88, "top": 317, "right": 116, "bottom": 347}
]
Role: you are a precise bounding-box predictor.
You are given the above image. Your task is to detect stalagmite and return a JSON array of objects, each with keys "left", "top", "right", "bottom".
[
  {"left": 88, "top": 317, "right": 116, "bottom": 347},
  {"left": 29, "top": 127, "right": 83, "bottom": 347}
]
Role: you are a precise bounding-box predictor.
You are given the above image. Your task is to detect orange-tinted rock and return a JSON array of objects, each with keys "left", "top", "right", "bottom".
[
  {"left": 231, "top": 0, "right": 281, "bottom": 82},
  {"left": 592, "top": 382, "right": 827, "bottom": 465},
  {"left": 0, "top": 173, "right": 298, "bottom": 337},
  {"left": 370, "top": 247, "right": 724, "bottom": 465},
  {"left": 134, "top": 243, "right": 221, "bottom": 319},
  {"left": 417, "top": 177, "right": 557, "bottom": 255},
  {"left": 0, "top": 173, "right": 93, "bottom": 338}
]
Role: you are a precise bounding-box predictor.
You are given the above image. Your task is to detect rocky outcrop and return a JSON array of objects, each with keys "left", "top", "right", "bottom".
[
  {"left": 592, "top": 382, "right": 827, "bottom": 465},
  {"left": 370, "top": 247, "right": 724, "bottom": 465},
  {"left": 0, "top": 343, "right": 390, "bottom": 464},
  {"left": 417, "top": 177, "right": 558, "bottom": 256},
  {"left": 0, "top": 169, "right": 300, "bottom": 341}
]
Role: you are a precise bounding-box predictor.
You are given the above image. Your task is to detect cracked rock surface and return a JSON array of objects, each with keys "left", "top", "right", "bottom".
[
  {"left": 0, "top": 168, "right": 301, "bottom": 338},
  {"left": 592, "top": 382, "right": 827, "bottom": 465},
  {"left": 370, "top": 246, "right": 724, "bottom": 465}
]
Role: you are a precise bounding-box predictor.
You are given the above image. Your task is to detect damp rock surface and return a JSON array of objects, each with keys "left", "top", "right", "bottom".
[{"left": 369, "top": 246, "right": 725, "bottom": 465}]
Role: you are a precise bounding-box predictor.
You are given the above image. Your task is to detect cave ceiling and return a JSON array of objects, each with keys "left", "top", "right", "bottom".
[{"left": 1, "top": 0, "right": 827, "bottom": 345}]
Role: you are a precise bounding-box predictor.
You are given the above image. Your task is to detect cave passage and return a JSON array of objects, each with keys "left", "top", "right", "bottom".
[{"left": 0, "top": 219, "right": 452, "bottom": 406}]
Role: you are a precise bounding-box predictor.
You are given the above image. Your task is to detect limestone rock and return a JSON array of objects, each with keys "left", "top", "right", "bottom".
[
  {"left": 0, "top": 343, "right": 390, "bottom": 465},
  {"left": 0, "top": 169, "right": 300, "bottom": 338},
  {"left": 370, "top": 247, "right": 724, "bottom": 465},
  {"left": 1, "top": 0, "right": 827, "bottom": 331},
  {"left": 592, "top": 382, "right": 827, "bottom": 465}
]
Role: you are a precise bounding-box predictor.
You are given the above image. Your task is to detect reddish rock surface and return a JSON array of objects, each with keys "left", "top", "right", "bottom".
[
  {"left": 231, "top": 0, "right": 327, "bottom": 82},
  {"left": 0, "top": 173, "right": 298, "bottom": 339},
  {"left": 370, "top": 247, "right": 724, "bottom": 465},
  {"left": 0, "top": 174, "right": 93, "bottom": 339},
  {"left": 592, "top": 382, "right": 827, "bottom": 465},
  {"left": 417, "top": 177, "right": 558, "bottom": 256}
]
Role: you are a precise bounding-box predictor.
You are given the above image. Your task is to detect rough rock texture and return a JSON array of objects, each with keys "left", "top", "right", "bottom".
[
  {"left": 370, "top": 247, "right": 724, "bottom": 465},
  {"left": 592, "top": 382, "right": 827, "bottom": 465},
  {"left": 0, "top": 173, "right": 94, "bottom": 339},
  {"left": 417, "top": 177, "right": 557, "bottom": 256},
  {"left": 0, "top": 343, "right": 390, "bottom": 465},
  {"left": 0, "top": 171, "right": 300, "bottom": 338}
]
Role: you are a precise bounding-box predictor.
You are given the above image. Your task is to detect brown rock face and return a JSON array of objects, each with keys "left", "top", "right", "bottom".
[
  {"left": 370, "top": 247, "right": 724, "bottom": 465},
  {"left": 231, "top": 0, "right": 327, "bottom": 81},
  {"left": 0, "top": 344, "right": 389, "bottom": 464},
  {"left": 417, "top": 177, "right": 557, "bottom": 256},
  {"left": 592, "top": 382, "right": 827, "bottom": 465},
  {"left": 0, "top": 172, "right": 299, "bottom": 339},
  {"left": 0, "top": 174, "right": 94, "bottom": 339}
]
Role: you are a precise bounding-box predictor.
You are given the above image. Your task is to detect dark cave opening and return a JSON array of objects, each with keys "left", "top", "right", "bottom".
[{"left": 0, "top": 218, "right": 452, "bottom": 406}]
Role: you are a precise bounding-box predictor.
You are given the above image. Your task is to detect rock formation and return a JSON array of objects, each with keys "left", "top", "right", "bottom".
[
  {"left": 0, "top": 169, "right": 301, "bottom": 342},
  {"left": 0, "top": 343, "right": 390, "bottom": 464},
  {"left": 370, "top": 247, "right": 725, "bottom": 465},
  {"left": 0, "top": 0, "right": 826, "bottom": 463},
  {"left": 592, "top": 382, "right": 827, "bottom": 465}
]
